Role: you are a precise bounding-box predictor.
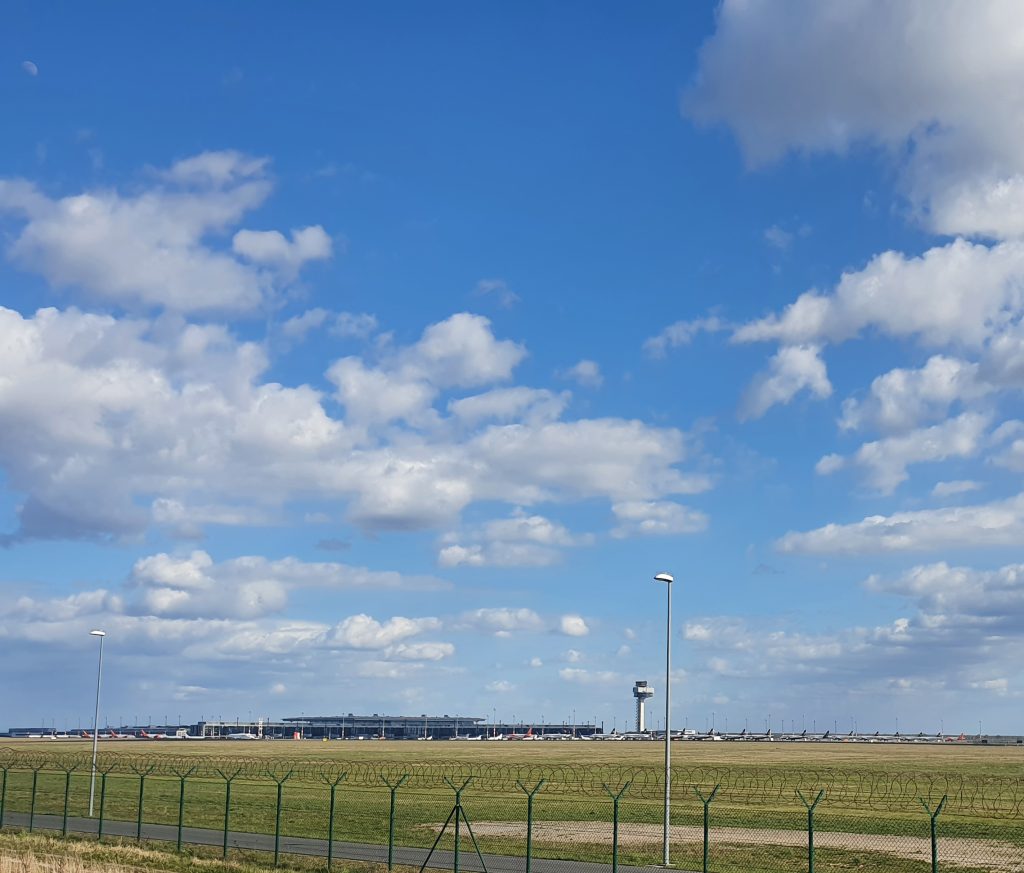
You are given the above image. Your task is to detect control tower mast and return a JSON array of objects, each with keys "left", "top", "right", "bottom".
[{"left": 633, "top": 680, "right": 654, "bottom": 732}]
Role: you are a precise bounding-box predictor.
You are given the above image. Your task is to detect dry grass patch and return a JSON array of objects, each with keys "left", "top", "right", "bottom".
[
  {"left": 2, "top": 738, "right": 1020, "bottom": 777},
  {"left": 0, "top": 834, "right": 391, "bottom": 873},
  {"left": 460, "top": 821, "right": 1024, "bottom": 872}
]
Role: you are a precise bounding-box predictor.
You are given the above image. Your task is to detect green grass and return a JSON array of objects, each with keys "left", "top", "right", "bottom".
[
  {"left": 0, "top": 827, "right": 996, "bottom": 873},
  {"left": 0, "top": 740, "right": 1020, "bottom": 873}
]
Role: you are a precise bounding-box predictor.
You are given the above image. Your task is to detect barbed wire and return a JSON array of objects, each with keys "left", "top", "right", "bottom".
[{"left": 0, "top": 751, "right": 1019, "bottom": 818}]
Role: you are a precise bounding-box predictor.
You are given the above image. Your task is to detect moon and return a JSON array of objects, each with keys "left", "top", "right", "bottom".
[{"left": 21, "top": 60, "right": 38, "bottom": 77}]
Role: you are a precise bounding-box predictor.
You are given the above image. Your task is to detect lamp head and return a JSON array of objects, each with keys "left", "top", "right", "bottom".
[
  {"left": 653, "top": 573, "right": 674, "bottom": 584},
  {"left": 90, "top": 629, "right": 106, "bottom": 637}
]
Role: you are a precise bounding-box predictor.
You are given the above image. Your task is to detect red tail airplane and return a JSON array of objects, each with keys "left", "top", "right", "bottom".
[{"left": 505, "top": 726, "right": 535, "bottom": 741}]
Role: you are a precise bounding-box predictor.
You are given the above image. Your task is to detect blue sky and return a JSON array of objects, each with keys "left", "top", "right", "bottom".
[{"left": 3, "top": 1, "right": 1023, "bottom": 733}]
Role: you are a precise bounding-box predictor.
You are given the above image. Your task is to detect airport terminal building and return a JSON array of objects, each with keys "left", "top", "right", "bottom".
[{"left": 198, "top": 714, "right": 601, "bottom": 740}]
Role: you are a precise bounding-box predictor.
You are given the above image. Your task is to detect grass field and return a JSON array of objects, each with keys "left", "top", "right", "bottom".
[
  {"left": 1, "top": 740, "right": 1021, "bottom": 873},
  {"left": 3, "top": 736, "right": 1019, "bottom": 773}
]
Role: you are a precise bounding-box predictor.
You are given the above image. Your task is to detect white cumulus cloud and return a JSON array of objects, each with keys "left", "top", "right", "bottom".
[
  {"left": 644, "top": 316, "right": 727, "bottom": 358},
  {"left": 611, "top": 500, "right": 708, "bottom": 538},
  {"left": 0, "top": 304, "right": 707, "bottom": 542},
  {"left": 559, "top": 614, "right": 590, "bottom": 637},
  {"left": 818, "top": 412, "right": 990, "bottom": 494},
  {"left": 457, "top": 607, "right": 545, "bottom": 635},
  {"left": 778, "top": 493, "right": 1024, "bottom": 554},
  {"left": 840, "top": 356, "right": 990, "bottom": 434},
  {"left": 232, "top": 225, "right": 332, "bottom": 275},
  {"left": 686, "top": 0, "right": 1024, "bottom": 240},
  {"left": 739, "top": 344, "right": 831, "bottom": 420},
  {"left": 0, "top": 152, "right": 331, "bottom": 313},
  {"left": 440, "top": 509, "right": 593, "bottom": 568},
  {"left": 932, "top": 480, "right": 983, "bottom": 498},
  {"left": 560, "top": 359, "right": 603, "bottom": 388}
]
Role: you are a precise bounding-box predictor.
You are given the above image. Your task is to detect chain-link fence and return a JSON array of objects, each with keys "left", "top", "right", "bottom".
[{"left": 0, "top": 751, "right": 1020, "bottom": 873}]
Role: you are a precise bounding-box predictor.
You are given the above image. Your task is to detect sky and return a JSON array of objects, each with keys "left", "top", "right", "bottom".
[{"left": 2, "top": 0, "right": 1023, "bottom": 734}]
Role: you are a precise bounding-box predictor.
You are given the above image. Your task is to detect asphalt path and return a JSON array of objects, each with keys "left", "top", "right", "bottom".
[{"left": 0, "top": 811, "right": 697, "bottom": 873}]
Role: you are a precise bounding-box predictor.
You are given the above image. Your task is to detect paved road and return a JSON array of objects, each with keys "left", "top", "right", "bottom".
[{"left": 0, "top": 812, "right": 697, "bottom": 873}]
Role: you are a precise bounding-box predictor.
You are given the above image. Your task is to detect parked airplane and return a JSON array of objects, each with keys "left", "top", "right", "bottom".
[
  {"left": 505, "top": 726, "right": 535, "bottom": 741},
  {"left": 226, "top": 732, "right": 259, "bottom": 740},
  {"left": 691, "top": 729, "right": 724, "bottom": 741},
  {"left": 139, "top": 730, "right": 172, "bottom": 739},
  {"left": 78, "top": 730, "right": 136, "bottom": 740}
]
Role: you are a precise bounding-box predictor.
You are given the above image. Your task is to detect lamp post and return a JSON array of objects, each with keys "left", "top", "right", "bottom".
[
  {"left": 88, "top": 630, "right": 106, "bottom": 816},
  {"left": 654, "top": 572, "right": 674, "bottom": 866}
]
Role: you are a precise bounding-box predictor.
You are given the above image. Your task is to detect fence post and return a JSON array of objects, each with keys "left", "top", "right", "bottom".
[
  {"left": 131, "top": 764, "right": 156, "bottom": 843},
  {"left": 419, "top": 777, "right": 487, "bottom": 873},
  {"left": 693, "top": 784, "right": 721, "bottom": 873},
  {"left": 175, "top": 767, "right": 197, "bottom": 852},
  {"left": 382, "top": 773, "right": 409, "bottom": 871},
  {"left": 97, "top": 771, "right": 108, "bottom": 842},
  {"left": 223, "top": 777, "right": 232, "bottom": 858},
  {"left": 216, "top": 767, "right": 243, "bottom": 859},
  {"left": 29, "top": 768, "right": 40, "bottom": 832},
  {"left": 136, "top": 773, "right": 146, "bottom": 841},
  {"left": 797, "top": 789, "right": 825, "bottom": 873},
  {"left": 62, "top": 768, "right": 76, "bottom": 837},
  {"left": 269, "top": 769, "right": 294, "bottom": 867},
  {"left": 322, "top": 772, "right": 348, "bottom": 872},
  {"left": 0, "top": 768, "right": 7, "bottom": 830},
  {"left": 602, "top": 782, "right": 632, "bottom": 873},
  {"left": 919, "top": 795, "right": 947, "bottom": 873},
  {"left": 452, "top": 779, "right": 462, "bottom": 873},
  {"left": 516, "top": 779, "right": 546, "bottom": 873},
  {"left": 440, "top": 777, "right": 479, "bottom": 873}
]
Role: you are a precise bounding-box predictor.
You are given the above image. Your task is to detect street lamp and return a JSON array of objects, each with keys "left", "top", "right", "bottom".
[
  {"left": 88, "top": 630, "right": 106, "bottom": 816},
  {"left": 654, "top": 572, "right": 674, "bottom": 866}
]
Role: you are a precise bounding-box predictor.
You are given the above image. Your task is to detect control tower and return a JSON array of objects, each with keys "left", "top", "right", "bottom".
[{"left": 633, "top": 680, "right": 654, "bottom": 732}]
